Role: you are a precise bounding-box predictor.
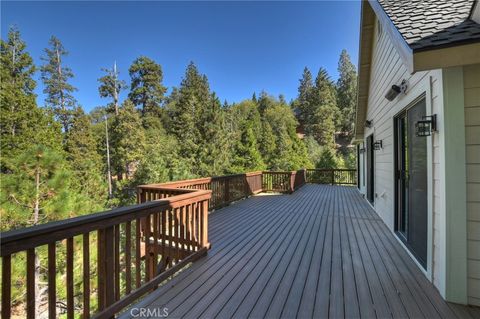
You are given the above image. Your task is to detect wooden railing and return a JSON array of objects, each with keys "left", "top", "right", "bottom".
[
  {"left": 305, "top": 169, "right": 357, "bottom": 185},
  {"left": 0, "top": 187, "right": 211, "bottom": 319},
  {"left": 262, "top": 169, "right": 306, "bottom": 193},
  {"left": 139, "top": 171, "right": 263, "bottom": 211},
  {"left": 0, "top": 167, "right": 356, "bottom": 318}
]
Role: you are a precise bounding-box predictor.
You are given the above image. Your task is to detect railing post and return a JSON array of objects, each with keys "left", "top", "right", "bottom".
[
  {"left": 331, "top": 169, "right": 335, "bottom": 185},
  {"left": 97, "top": 227, "right": 115, "bottom": 313},
  {"left": 201, "top": 200, "right": 209, "bottom": 248},
  {"left": 290, "top": 171, "right": 295, "bottom": 193}
]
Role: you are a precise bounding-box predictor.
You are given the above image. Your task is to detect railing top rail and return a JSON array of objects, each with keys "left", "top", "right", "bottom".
[
  {"left": 307, "top": 168, "right": 356, "bottom": 171},
  {"left": 140, "top": 171, "right": 264, "bottom": 189},
  {"left": 0, "top": 189, "right": 212, "bottom": 256}
]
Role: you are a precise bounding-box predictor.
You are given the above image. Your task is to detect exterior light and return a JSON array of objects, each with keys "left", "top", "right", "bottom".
[
  {"left": 415, "top": 114, "right": 437, "bottom": 137},
  {"left": 373, "top": 140, "right": 383, "bottom": 150},
  {"left": 385, "top": 79, "right": 408, "bottom": 101},
  {"left": 365, "top": 120, "right": 373, "bottom": 128}
]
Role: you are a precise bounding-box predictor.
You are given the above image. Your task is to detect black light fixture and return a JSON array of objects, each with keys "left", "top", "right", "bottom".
[
  {"left": 385, "top": 79, "right": 408, "bottom": 101},
  {"left": 359, "top": 147, "right": 365, "bottom": 154},
  {"left": 415, "top": 114, "right": 437, "bottom": 137},
  {"left": 365, "top": 120, "right": 373, "bottom": 128},
  {"left": 373, "top": 140, "right": 383, "bottom": 150}
]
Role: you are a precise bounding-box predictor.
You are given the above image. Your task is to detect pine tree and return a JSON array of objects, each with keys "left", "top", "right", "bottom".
[
  {"left": 337, "top": 49, "right": 358, "bottom": 138},
  {"left": 168, "top": 62, "right": 211, "bottom": 173},
  {"left": 65, "top": 107, "right": 106, "bottom": 204},
  {"left": 228, "top": 99, "right": 265, "bottom": 172},
  {"left": 309, "top": 68, "right": 338, "bottom": 148},
  {"left": 128, "top": 56, "right": 166, "bottom": 117},
  {"left": 110, "top": 99, "right": 145, "bottom": 180},
  {"left": 293, "top": 67, "right": 314, "bottom": 128},
  {"left": 1, "top": 28, "right": 63, "bottom": 172},
  {"left": 1, "top": 145, "right": 74, "bottom": 315},
  {"left": 259, "top": 120, "right": 276, "bottom": 168},
  {"left": 197, "top": 93, "right": 231, "bottom": 175},
  {"left": 98, "top": 62, "right": 127, "bottom": 115},
  {"left": 40, "top": 36, "right": 77, "bottom": 133}
]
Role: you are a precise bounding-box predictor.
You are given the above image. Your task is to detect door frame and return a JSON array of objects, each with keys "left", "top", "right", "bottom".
[
  {"left": 389, "top": 81, "right": 433, "bottom": 280},
  {"left": 366, "top": 134, "right": 375, "bottom": 204},
  {"left": 393, "top": 94, "right": 428, "bottom": 268}
]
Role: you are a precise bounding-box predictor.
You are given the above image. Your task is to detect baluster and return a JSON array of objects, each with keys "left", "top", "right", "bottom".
[
  {"left": 2, "top": 255, "right": 11, "bottom": 319},
  {"left": 161, "top": 210, "right": 166, "bottom": 265},
  {"left": 125, "top": 221, "right": 132, "bottom": 294},
  {"left": 97, "top": 229, "right": 105, "bottom": 310},
  {"left": 175, "top": 208, "right": 180, "bottom": 261},
  {"left": 153, "top": 213, "right": 159, "bottom": 275},
  {"left": 114, "top": 225, "right": 120, "bottom": 301},
  {"left": 104, "top": 227, "right": 115, "bottom": 308},
  {"left": 48, "top": 243, "right": 56, "bottom": 318},
  {"left": 83, "top": 234, "right": 90, "bottom": 319},
  {"left": 144, "top": 215, "right": 152, "bottom": 281},
  {"left": 180, "top": 206, "right": 185, "bottom": 253},
  {"left": 168, "top": 209, "right": 174, "bottom": 265},
  {"left": 26, "top": 249, "right": 35, "bottom": 319},
  {"left": 66, "top": 238, "right": 74, "bottom": 319},
  {"left": 135, "top": 219, "right": 141, "bottom": 288}
]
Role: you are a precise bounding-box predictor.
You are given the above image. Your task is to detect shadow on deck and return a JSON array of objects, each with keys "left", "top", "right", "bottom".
[{"left": 125, "top": 184, "right": 480, "bottom": 319}]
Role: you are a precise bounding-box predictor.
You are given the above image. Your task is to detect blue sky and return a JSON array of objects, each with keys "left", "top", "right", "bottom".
[{"left": 1, "top": 1, "right": 361, "bottom": 111}]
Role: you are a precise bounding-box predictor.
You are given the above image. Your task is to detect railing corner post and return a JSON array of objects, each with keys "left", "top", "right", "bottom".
[{"left": 201, "top": 200, "right": 209, "bottom": 248}]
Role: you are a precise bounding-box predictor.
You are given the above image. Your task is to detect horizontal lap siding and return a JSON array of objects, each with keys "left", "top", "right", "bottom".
[
  {"left": 464, "top": 64, "right": 480, "bottom": 306},
  {"left": 364, "top": 19, "right": 445, "bottom": 292}
]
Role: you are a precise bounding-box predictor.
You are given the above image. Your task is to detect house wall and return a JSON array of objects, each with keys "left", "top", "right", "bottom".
[
  {"left": 361, "top": 18, "right": 446, "bottom": 294},
  {"left": 464, "top": 63, "right": 480, "bottom": 306}
]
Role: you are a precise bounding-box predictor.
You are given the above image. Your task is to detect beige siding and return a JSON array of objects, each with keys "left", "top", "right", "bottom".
[
  {"left": 464, "top": 63, "right": 480, "bottom": 306},
  {"left": 363, "top": 19, "right": 445, "bottom": 294}
]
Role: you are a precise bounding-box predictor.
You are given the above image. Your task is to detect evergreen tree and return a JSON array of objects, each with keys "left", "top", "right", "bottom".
[
  {"left": 168, "top": 62, "right": 211, "bottom": 173},
  {"left": 316, "top": 147, "right": 343, "bottom": 169},
  {"left": 98, "top": 62, "right": 127, "bottom": 115},
  {"left": 309, "top": 68, "right": 338, "bottom": 148},
  {"left": 231, "top": 120, "right": 264, "bottom": 172},
  {"left": 337, "top": 49, "right": 358, "bottom": 138},
  {"left": 259, "top": 120, "right": 276, "bottom": 168},
  {"left": 229, "top": 100, "right": 264, "bottom": 172},
  {"left": 128, "top": 56, "right": 166, "bottom": 117},
  {"left": 110, "top": 99, "right": 145, "bottom": 180},
  {"left": 1, "top": 28, "right": 62, "bottom": 172},
  {"left": 293, "top": 67, "right": 314, "bottom": 128},
  {"left": 65, "top": 107, "right": 106, "bottom": 204},
  {"left": 40, "top": 36, "right": 77, "bottom": 133},
  {"left": 197, "top": 93, "right": 231, "bottom": 175}
]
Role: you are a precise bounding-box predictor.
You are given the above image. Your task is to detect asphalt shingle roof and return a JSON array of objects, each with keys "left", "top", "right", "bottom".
[{"left": 377, "top": 0, "right": 480, "bottom": 51}]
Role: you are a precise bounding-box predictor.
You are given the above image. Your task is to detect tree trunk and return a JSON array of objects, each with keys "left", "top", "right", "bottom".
[
  {"left": 34, "top": 168, "right": 42, "bottom": 318},
  {"left": 105, "top": 115, "right": 113, "bottom": 197}
]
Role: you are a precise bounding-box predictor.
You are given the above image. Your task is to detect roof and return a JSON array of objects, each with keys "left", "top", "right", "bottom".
[
  {"left": 378, "top": 0, "right": 480, "bottom": 52},
  {"left": 353, "top": 1, "right": 480, "bottom": 141}
]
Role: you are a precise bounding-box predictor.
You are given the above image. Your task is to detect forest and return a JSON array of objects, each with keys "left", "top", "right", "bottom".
[{"left": 0, "top": 27, "right": 357, "bottom": 314}]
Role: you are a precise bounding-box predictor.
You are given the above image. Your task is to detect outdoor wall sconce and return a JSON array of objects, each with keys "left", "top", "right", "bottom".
[
  {"left": 373, "top": 140, "right": 383, "bottom": 150},
  {"left": 365, "top": 120, "right": 373, "bottom": 128},
  {"left": 415, "top": 114, "right": 437, "bottom": 137},
  {"left": 385, "top": 79, "right": 408, "bottom": 101},
  {"left": 359, "top": 147, "right": 365, "bottom": 154}
]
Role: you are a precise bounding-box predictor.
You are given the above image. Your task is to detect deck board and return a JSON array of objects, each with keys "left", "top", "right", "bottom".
[{"left": 124, "top": 185, "right": 478, "bottom": 319}]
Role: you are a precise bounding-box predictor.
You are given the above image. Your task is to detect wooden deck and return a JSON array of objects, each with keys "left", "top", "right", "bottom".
[{"left": 126, "top": 184, "right": 480, "bottom": 319}]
